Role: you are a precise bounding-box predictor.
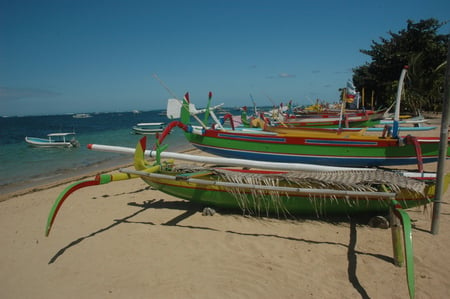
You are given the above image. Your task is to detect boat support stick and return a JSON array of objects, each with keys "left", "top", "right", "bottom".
[
  {"left": 393, "top": 66, "right": 408, "bottom": 138},
  {"left": 391, "top": 200, "right": 415, "bottom": 299}
]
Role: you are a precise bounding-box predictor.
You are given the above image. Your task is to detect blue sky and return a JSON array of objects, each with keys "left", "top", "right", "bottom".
[{"left": 1, "top": 0, "right": 449, "bottom": 116}]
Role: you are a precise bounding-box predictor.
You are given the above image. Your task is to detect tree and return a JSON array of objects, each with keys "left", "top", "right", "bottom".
[{"left": 353, "top": 18, "right": 449, "bottom": 112}]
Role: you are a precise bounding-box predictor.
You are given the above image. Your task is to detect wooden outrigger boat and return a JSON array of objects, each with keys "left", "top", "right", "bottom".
[
  {"left": 156, "top": 68, "right": 443, "bottom": 170},
  {"left": 45, "top": 136, "right": 449, "bottom": 299},
  {"left": 45, "top": 67, "right": 442, "bottom": 298},
  {"left": 238, "top": 107, "right": 436, "bottom": 132},
  {"left": 245, "top": 104, "right": 436, "bottom": 132},
  {"left": 269, "top": 112, "right": 435, "bottom": 131},
  {"left": 260, "top": 97, "right": 387, "bottom": 128},
  {"left": 240, "top": 69, "right": 435, "bottom": 132},
  {"left": 292, "top": 107, "right": 382, "bottom": 118},
  {"left": 226, "top": 117, "right": 436, "bottom": 133},
  {"left": 277, "top": 111, "right": 430, "bottom": 129},
  {"left": 158, "top": 68, "right": 445, "bottom": 170},
  {"left": 131, "top": 138, "right": 447, "bottom": 215},
  {"left": 46, "top": 136, "right": 448, "bottom": 233},
  {"left": 159, "top": 92, "right": 449, "bottom": 170},
  {"left": 262, "top": 124, "right": 437, "bottom": 136},
  {"left": 330, "top": 126, "right": 437, "bottom": 132},
  {"left": 278, "top": 109, "right": 387, "bottom": 128}
]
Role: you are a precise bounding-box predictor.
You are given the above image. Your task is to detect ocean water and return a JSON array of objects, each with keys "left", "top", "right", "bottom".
[{"left": 0, "top": 110, "right": 193, "bottom": 195}]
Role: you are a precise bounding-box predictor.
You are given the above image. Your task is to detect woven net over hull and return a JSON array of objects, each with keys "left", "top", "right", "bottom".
[
  {"left": 221, "top": 169, "right": 426, "bottom": 194},
  {"left": 172, "top": 166, "right": 428, "bottom": 217}
]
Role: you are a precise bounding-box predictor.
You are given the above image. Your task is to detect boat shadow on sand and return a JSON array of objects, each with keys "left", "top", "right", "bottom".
[{"left": 48, "top": 195, "right": 396, "bottom": 298}]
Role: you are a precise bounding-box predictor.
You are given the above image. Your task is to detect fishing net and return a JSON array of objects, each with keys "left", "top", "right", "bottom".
[{"left": 171, "top": 165, "right": 428, "bottom": 217}]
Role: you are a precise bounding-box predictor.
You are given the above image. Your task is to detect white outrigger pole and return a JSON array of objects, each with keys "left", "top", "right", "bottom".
[
  {"left": 88, "top": 144, "right": 368, "bottom": 172},
  {"left": 87, "top": 143, "right": 436, "bottom": 179},
  {"left": 392, "top": 66, "right": 409, "bottom": 138}
]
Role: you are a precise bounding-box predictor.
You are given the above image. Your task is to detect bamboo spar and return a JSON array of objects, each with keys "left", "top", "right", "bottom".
[
  {"left": 431, "top": 39, "right": 450, "bottom": 234},
  {"left": 87, "top": 143, "right": 374, "bottom": 172},
  {"left": 87, "top": 144, "right": 437, "bottom": 179},
  {"left": 394, "top": 66, "right": 408, "bottom": 122}
]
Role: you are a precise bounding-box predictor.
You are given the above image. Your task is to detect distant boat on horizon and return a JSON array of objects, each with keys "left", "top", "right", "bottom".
[
  {"left": 131, "top": 122, "right": 166, "bottom": 135},
  {"left": 72, "top": 113, "right": 92, "bottom": 119}
]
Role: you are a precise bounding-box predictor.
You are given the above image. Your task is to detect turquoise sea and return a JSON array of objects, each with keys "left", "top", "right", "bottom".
[{"left": 0, "top": 110, "right": 193, "bottom": 195}]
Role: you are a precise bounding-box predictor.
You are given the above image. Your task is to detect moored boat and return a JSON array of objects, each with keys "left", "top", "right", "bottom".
[
  {"left": 159, "top": 93, "right": 449, "bottom": 170},
  {"left": 279, "top": 109, "right": 387, "bottom": 128},
  {"left": 25, "top": 132, "right": 80, "bottom": 148},
  {"left": 45, "top": 136, "right": 438, "bottom": 298},
  {"left": 46, "top": 136, "right": 448, "bottom": 237},
  {"left": 72, "top": 113, "right": 92, "bottom": 118},
  {"left": 127, "top": 138, "right": 446, "bottom": 216},
  {"left": 132, "top": 122, "right": 166, "bottom": 135}
]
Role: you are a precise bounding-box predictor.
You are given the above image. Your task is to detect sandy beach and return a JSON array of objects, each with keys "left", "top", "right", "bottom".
[{"left": 1, "top": 117, "right": 450, "bottom": 299}]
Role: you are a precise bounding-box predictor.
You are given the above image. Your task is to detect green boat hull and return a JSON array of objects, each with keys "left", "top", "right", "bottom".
[
  {"left": 184, "top": 130, "right": 447, "bottom": 168},
  {"left": 141, "top": 175, "right": 432, "bottom": 216}
]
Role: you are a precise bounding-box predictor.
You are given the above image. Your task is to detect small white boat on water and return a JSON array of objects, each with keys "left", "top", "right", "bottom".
[
  {"left": 25, "top": 132, "right": 80, "bottom": 148},
  {"left": 72, "top": 113, "right": 92, "bottom": 119},
  {"left": 132, "top": 122, "right": 166, "bottom": 135}
]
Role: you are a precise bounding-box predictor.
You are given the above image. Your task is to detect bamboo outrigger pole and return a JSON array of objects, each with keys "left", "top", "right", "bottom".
[
  {"left": 371, "top": 90, "right": 375, "bottom": 110},
  {"left": 87, "top": 143, "right": 374, "bottom": 172},
  {"left": 392, "top": 66, "right": 409, "bottom": 138},
  {"left": 431, "top": 40, "right": 450, "bottom": 234}
]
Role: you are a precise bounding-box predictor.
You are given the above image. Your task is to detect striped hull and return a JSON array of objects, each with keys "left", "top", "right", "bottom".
[{"left": 184, "top": 131, "right": 447, "bottom": 167}]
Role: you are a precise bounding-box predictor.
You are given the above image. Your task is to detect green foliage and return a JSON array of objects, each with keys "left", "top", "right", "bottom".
[{"left": 353, "top": 18, "right": 449, "bottom": 112}]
